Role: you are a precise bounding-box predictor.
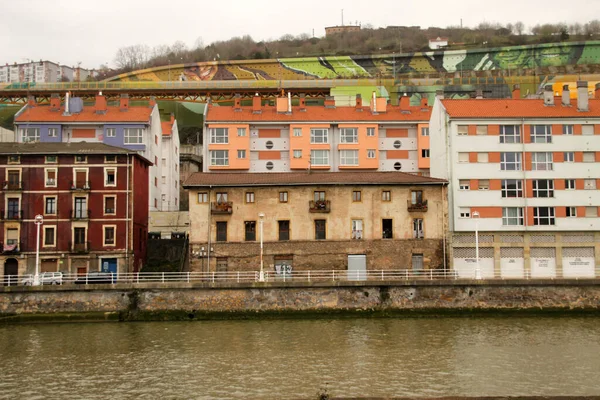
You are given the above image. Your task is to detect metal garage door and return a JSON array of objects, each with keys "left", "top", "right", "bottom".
[
  {"left": 347, "top": 254, "right": 366, "bottom": 281},
  {"left": 530, "top": 248, "right": 556, "bottom": 278},
  {"left": 453, "top": 247, "right": 494, "bottom": 278},
  {"left": 500, "top": 247, "right": 525, "bottom": 278},
  {"left": 562, "top": 247, "right": 595, "bottom": 278}
]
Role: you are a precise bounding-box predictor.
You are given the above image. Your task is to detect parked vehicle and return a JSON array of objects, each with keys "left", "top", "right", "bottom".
[
  {"left": 21, "top": 272, "right": 63, "bottom": 286},
  {"left": 74, "top": 272, "right": 116, "bottom": 285}
]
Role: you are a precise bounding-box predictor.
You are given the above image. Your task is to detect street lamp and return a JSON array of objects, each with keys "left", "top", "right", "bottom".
[
  {"left": 472, "top": 211, "right": 482, "bottom": 280},
  {"left": 258, "top": 212, "right": 265, "bottom": 282},
  {"left": 34, "top": 214, "right": 43, "bottom": 286}
]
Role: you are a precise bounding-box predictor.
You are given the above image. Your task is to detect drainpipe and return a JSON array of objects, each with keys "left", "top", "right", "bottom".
[{"left": 206, "top": 186, "right": 212, "bottom": 273}]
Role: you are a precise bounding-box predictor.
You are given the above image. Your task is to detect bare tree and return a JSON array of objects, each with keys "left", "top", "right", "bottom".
[
  {"left": 114, "top": 44, "right": 151, "bottom": 70},
  {"left": 514, "top": 21, "right": 525, "bottom": 35}
]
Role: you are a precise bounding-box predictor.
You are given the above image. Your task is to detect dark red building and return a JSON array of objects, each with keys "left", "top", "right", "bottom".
[{"left": 0, "top": 142, "right": 150, "bottom": 279}]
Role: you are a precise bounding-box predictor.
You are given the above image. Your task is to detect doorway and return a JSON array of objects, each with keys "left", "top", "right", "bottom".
[
  {"left": 347, "top": 254, "right": 367, "bottom": 281},
  {"left": 3, "top": 258, "right": 18, "bottom": 286}
]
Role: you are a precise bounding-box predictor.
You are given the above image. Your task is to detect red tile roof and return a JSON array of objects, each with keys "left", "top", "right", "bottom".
[
  {"left": 206, "top": 104, "right": 431, "bottom": 123},
  {"left": 161, "top": 121, "right": 172, "bottom": 136},
  {"left": 184, "top": 171, "right": 446, "bottom": 187},
  {"left": 442, "top": 98, "right": 600, "bottom": 119},
  {"left": 14, "top": 105, "right": 153, "bottom": 123}
]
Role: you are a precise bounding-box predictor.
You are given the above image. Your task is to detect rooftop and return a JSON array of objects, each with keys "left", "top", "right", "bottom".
[
  {"left": 0, "top": 142, "right": 148, "bottom": 159},
  {"left": 14, "top": 104, "right": 153, "bottom": 123}
]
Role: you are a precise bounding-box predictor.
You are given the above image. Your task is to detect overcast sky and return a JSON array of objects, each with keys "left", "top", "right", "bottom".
[{"left": 2, "top": 0, "right": 598, "bottom": 69}]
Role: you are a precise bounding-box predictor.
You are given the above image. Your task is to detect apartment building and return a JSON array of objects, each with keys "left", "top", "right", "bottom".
[
  {"left": 203, "top": 93, "right": 432, "bottom": 174},
  {"left": 0, "top": 143, "right": 150, "bottom": 280},
  {"left": 0, "top": 61, "right": 95, "bottom": 83},
  {"left": 13, "top": 93, "right": 179, "bottom": 211},
  {"left": 184, "top": 171, "right": 447, "bottom": 273},
  {"left": 430, "top": 82, "right": 600, "bottom": 278}
]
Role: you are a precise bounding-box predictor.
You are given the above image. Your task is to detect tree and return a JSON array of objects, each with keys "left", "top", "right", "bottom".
[
  {"left": 114, "top": 44, "right": 150, "bottom": 70},
  {"left": 514, "top": 21, "right": 525, "bottom": 35}
]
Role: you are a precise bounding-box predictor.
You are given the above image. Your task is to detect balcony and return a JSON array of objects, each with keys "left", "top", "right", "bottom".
[
  {"left": 407, "top": 200, "right": 428, "bottom": 212},
  {"left": 71, "top": 209, "right": 91, "bottom": 220},
  {"left": 3, "top": 181, "right": 22, "bottom": 191},
  {"left": 309, "top": 200, "right": 331, "bottom": 213},
  {"left": 1, "top": 210, "right": 23, "bottom": 220},
  {"left": 69, "top": 241, "right": 90, "bottom": 253},
  {"left": 70, "top": 181, "right": 91, "bottom": 191},
  {"left": 1, "top": 242, "right": 20, "bottom": 254},
  {"left": 211, "top": 201, "right": 233, "bottom": 214}
]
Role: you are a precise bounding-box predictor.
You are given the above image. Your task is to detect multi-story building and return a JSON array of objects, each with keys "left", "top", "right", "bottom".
[
  {"left": 160, "top": 114, "right": 181, "bottom": 211},
  {"left": 0, "top": 61, "right": 96, "bottom": 83},
  {"left": 430, "top": 82, "right": 600, "bottom": 278},
  {"left": 0, "top": 142, "right": 150, "bottom": 280},
  {"left": 184, "top": 171, "right": 447, "bottom": 273},
  {"left": 13, "top": 93, "right": 179, "bottom": 211},
  {"left": 204, "top": 93, "right": 432, "bottom": 174}
]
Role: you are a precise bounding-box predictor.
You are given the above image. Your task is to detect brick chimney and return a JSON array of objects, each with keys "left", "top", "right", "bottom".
[
  {"left": 170, "top": 113, "right": 175, "bottom": 124},
  {"left": 233, "top": 94, "right": 242, "bottom": 111},
  {"left": 512, "top": 84, "right": 521, "bottom": 99},
  {"left": 120, "top": 94, "right": 129, "bottom": 111},
  {"left": 27, "top": 95, "right": 36, "bottom": 107},
  {"left": 420, "top": 97, "right": 428, "bottom": 107},
  {"left": 95, "top": 93, "right": 107, "bottom": 114},
  {"left": 252, "top": 94, "right": 262, "bottom": 114},
  {"left": 355, "top": 94, "right": 362, "bottom": 109},
  {"left": 561, "top": 85, "right": 570, "bottom": 106},
  {"left": 399, "top": 95, "right": 410, "bottom": 110},
  {"left": 50, "top": 93, "right": 60, "bottom": 111},
  {"left": 299, "top": 93, "right": 306, "bottom": 111},
  {"left": 324, "top": 96, "right": 335, "bottom": 108},
  {"left": 543, "top": 85, "right": 554, "bottom": 106},
  {"left": 577, "top": 81, "right": 589, "bottom": 112},
  {"left": 149, "top": 96, "right": 157, "bottom": 108}
]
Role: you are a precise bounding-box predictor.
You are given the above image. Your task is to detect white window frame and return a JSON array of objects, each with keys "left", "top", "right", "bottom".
[
  {"left": 531, "top": 152, "right": 553, "bottom": 171},
  {"left": 104, "top": 195, "right": 116, "bottom": 215},
  {"left": 421, "top": 127, "right": 429, "bottom": 136},
  {"left": 563, "top": 125, "right": 574, "bottom": 135},
  {"left": 44, "top": 196, "right": 57, "bottom": 216},
  {"left": 565, "top": 179, "right": 576, "bottom": 190},
  {"left": 123, "top": 128, "right": 143, "bottom": 144},
  {"left": 459, "top": 208, "right": 471, "bottom": 218},
  {"left": 197, "top": 192, "right": 208, "bottom": 203},
  {"left": 532, "top": 179, "right": 554, "bottom": 198},
  {"left": 367, "top": 149, "right": 376, "bottom": 159},
  {"left": 501, "top": 179, "right": 523, "bottom": 198},
  {"left": 104, "top": 167, "right": 117, "bottom": 187},
  {"left": 293, "top": 128, "right": 302, "bottom": 137},
  {"left": 502, "top": 207, "right": 524, "bottom": 226},
  {"left": 103, "top": 225, "right": 116, "bottom": 247},
  {"left": 21, "top": 127, "right": 40, "bottom": 142},
  {"left": 458, "top": 153, "right": 469, "bottom": 163},
  {"left": 45, "top": 168, "right": 57, "bottom": 188},
  {"left": 351, "top": 219, "right": 363, "bottom": 240},
  {"left": 43, "top": 225, "right": 57, "bottom": 247},
  {"left": 500, "top": 152, "right": 522, "bottom": 171},
  {"left": 564, "top": 152, "right": 575, "bottom": 162},
  {"left": 367, "top": 127, "right": 376, "bottom": 137},
  {"left": 531, "top": 125, "right": 552, "bottom": 143},
  {"left": 245, "top": 192, "right": 255, "bottom": 203},
  {"left": 533, "top": 207, "right": 555, "bottom": 226},
  {"left": 310, "top": 150, "right": 329, "bottom": 166},
  {"left": 479, "top": 180, "right": 490, "bottom": 190},
  {"left": 237, "top": 128, "right": 246, "bottom": 137},
  {"left": 340, "top": 128, "right": 358, "bottom": 143},
  {"left": 310, "top": 128, "right": 329, "bottom": 144},
  {"left": 106, "top": 128, "right": 116, "bottom": 137},
  {"left": 210, "top": 150, "right": 229, "bottom": 166},
  {"left": 457, "top": 125, "right": 468, "bottom": 136},
  {"left": 459, "top": 180, "right": 470, "bottom": 190},
  {"left": 48, "top": 128, "right": 58, "bottom": 138},
  {"left": 339, "top": 150, "right": 358, "bottom": 166},
  {"left": 422, "top": 149, "right": 430, "bottom": 158},
  {"left": 566, "top": 206, "right": 577, "bottom": 218},
  {"left": 499, "top": 125, "right": 521, "bottom": 143},
  {"left": 293, "top": 150, "right": 302, "bottom": 159},
  {"left": 237, "top": 150, "right": 246, "bottom": 159},
  {"left": 210, "top": 128, "right": 228, "bottom": 144}
]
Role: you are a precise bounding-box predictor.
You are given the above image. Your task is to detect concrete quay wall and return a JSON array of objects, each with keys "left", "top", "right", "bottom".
[{"left": 1, "top": 280, "right": 600, "bottom": 322}]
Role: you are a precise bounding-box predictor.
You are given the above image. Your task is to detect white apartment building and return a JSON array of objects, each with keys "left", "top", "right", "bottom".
[
  {"left": 160, "top": 115, "right": 181, "bottom": 211},
  {"left": 430, "top": 82, "right": 600, "bottom": 279},
  {"left": 0, "top": 61, "right": 94, "bottom": 83}
]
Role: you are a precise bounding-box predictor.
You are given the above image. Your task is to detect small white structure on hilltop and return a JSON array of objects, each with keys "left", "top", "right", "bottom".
[{"left": 429, "top": 37, "right": 449, "bottom": 50}]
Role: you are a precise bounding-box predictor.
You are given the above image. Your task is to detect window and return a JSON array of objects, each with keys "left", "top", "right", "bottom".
[
  {"left": 7, "top": 170, "right": 20, "bottom": 189},
  {"left": 340, "top": 150, "right": 358, "bottom": 166},
  {"left": 413, "top": 219, "right": 424, "bottom": 239},
  {"left": 154, "top": 177, "right": 157, "bottom": 187},
  {"left": 457, "top": 125, "right": 468, "bottom": 135},
  {"left": 531, "top": 152, "right": 553, "bottom": 171},
  {"left": 5, "top": 228, "right": 18, "bottom": 246},
  {"left": 106, "top": 128, "right": 116, "bottom": 137},
  {"left": 45, "top": 168, "right": 57, "bottom": 187},
  {"left": 459, "top": 208, "right": 471, "bottom": 218},
  {"left": 584, "top": 179, "right": 596, "bottom": 190},
  {"left": 74, "top": 197, "right": 87, "bottom": 219},
  {"left": 244, "top": 221, "right": 256, "bottom": 241},
  {"left": 382, "top": 191, "right": 391, "bottom": 201},
  {"left": 565, "top": 179, "right": 576, "bottom": 190},
  {"left": 237, "top": 128, "right": 246, "bottom": 137},
  {"left": 393, "top": 140, "right": 402, "bottom": 149},
  {"left": 314, "top": 191, "right": 325, "bottom": 201},
  {"left": 499, "top": 125, "right": 521, "bottom": 143},
  {"left": 161, "top": 176, "right": 166, "bottom": 184},
  {"left": 44, "top": 227, "right": 56, "bottom": 246},
  {"left": 278, "top": 220, "right": 290, "bottom": 241},
  {"left": 216, "top": 192, "right": 228, "bottom": 203},
  {"left": 476, "top": 125, "right": 488, "bottom": 135},
  {"left": 583, "top": 152, "right": 595, "bottom": 162},
  {"left": 458, "top": 152, "right": 469, "bottom": 163},
  {"left": 216, "top": 221, "right": 227, "bottom": 242},
  {"left": 210, "top": 150, "right": 229, "bottom": 166},
  {"left": 293, "top": 128, "right": 302, "bottom": 137},
  {"left": 367, "top": 149, "right": 376, "bottom": 159},
  {"left": 105, "top": 155, "right": 117, "bottom": 163},
  {"left": 48, "top": 128, "right": 57, "bottom": 137},
  {"left": 421, "top": 127, "right": 429, "bottom": 136},
  {"left": 124, "top": 128, "right": 143, "bottom": 144},
  {"left": 8, "top": 155, "right": 20, "bottom": 164},
  {"left": 7, "top": 198, "right": 19, "bottom": 219},
  {"left": 75, "top": 155, "right": 87, "bottom": 163},
  {"left": 105, "top": 168, "right": 116, "bottom": 186},
  {"left": 104, "top": 226, "right": 115, "bottom": 246},
  {"left": 564, "top": 152, "right": 575, "bottom": 162},
  {"left": 532, "top": 180, "right": 554, "bottom": 198},
  {"left": 45, "top": 197, "right": 56, "bottom": 215},
  {"left": 104, "top": 196, "right": 116, "bottom": 214},
  {"left": 310, "top": 128, "right": 328, "bottom": 144},
  {"left": 582, "top": 125, "right": 594, "bottom": 135},
  {"left": 530, "top": 125, "right": 552, "bottom": 143},
  {"left": 534, "top": 207, "right": 555, "bottom": 225},
  {"left": 293, "top": 150, "right": 302, "bottom": 159},
  {"left": 411, "top": 190, "right": 423, "bottom": 205},
  {"left": 421, "top": 149, "right": 430, "bottom": 158},
  {"left": 477, "top": 153, "right": 488, "bottom": 163},
  {"left": 501, "top": 152, "right": 522, "bottom": 170},
  {"left": 265, "top": 141, "right": 274, "bottom": 149},
  {"left": 585, "top": 207, "right": 598, "bottom": 217},
  {"left": 352, "top": 191, "right": 362, "bottom": 202},
  {"left": 310, "top": 150, "right": 329, "bottom": 165},
  {"left": 279, "top": 191, "right": 288, "bottom": 203},
  {"left": 502, "top": 208, "right": 524, "bottom": 226},
  {"left": 367, "top": 127, "right": 376, "bottom": 137},
  {"left": 21, "top": 127, "right": 40, "bottom": 142},
  {"left": 352, "top": 219, "right": 363, "bottom": 239},
  {"left": 382, "top": 219, "right": 393, "bottom": 239},
  {"left": 315, "top": 220, "right": 326, "bottom": 240},
  {"left": 340, "top": 128, "right": 358, "bottom": 143},
  {"left": 566, "top": 207, "right": 577, "bottom": 217},
  {"left": 563, "top": 125, "right": 574, "bottom": 135},
  {"left": 479, "top": 180, "right": 490, "bottom": 190},
  {"left": 502, "top": 179, "right": 523, "bottom": 198},
  {"left": 237, "top": 150, "right": 246, "bottom": 159},
  {"left": 210, "top": 128, "right": 228, "bottom": 144},
  {"left": 245, "top": 192, "right": 255, "bottom": 203},
  {"left": 459, "top": 180, "right": 470, "bottom": 190},
  {"left": 45, "top": 155, "right": 57, "bottom": 163}
]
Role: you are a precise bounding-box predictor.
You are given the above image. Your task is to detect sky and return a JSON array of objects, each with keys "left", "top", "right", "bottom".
[{"left": 2, "top": 0, "right": 598, "bottom": 69}]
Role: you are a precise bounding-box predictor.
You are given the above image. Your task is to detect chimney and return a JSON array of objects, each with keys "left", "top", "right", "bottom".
[
  {"left": 370, "top": 92, "right": 377, "bottom": 113},
  {"left": 299, "top": 93, "right": 306, "bottom": 111},
  {"left": 512, "top": 84, "right": 521, "bottom": 99},
  {"left": 94, "top": 93, "right": 107, "bottom": 114},
  {"left": 543, "top": 85, "right": 554, "bottom": 106},
  {"left": 561, "top": 85, "right": 570, "bottom": 106},
  {"left": 149, "top": 96, "right": 157, "bottom": 108},
  {"left": 27, "top": 95, "right": 36, "bottom": 107},
  {"left": 64, "top": 92, "right": 71, "bottom": 115},
  {"left": 475, "top": 89, "right": 483, "bottom": 99},
  {"left": 50, "top": 93, "right": 60, "bottom": 111},
  {"left": 276, "top": 95, "right": 288, "bottom": 113},
  {"left": 355, "top": 94, "right": 363, "bottom": 109},
  {"left": 324, "top": 96, "right": 335, "bottom": 108},
  {"left": 577, "top": 81, "right": 589, "bottom": 112},
  {"left": 288, "top": 92, "right": 292, "bottom": 113},
  {"left": 595, "top": 83, "right": 600, "bottom": 99},
  {"left": 233, "top": 94, "right": 242, "bottom": 111},
  {"left": 119, "top": 94, "right": 129, "bottom": 111},
  {"left": 252, "top": 93, "right": 262, "bottom": 114},
  {"left": 435, "top": 89, "right": 444, "bottom": 100},
  {"left": 170, "top": 113, "right": 175, "bottom": 124},
  {"left": 420, "top": 98, "right": 428, "bottom": 107},
  {"left": 399, "top": 94, "right": 410, "bottom": 110}
]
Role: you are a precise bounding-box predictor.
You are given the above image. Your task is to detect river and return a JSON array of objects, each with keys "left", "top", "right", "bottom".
[{"left": 1, "top": 317, "right": 599, "bottom": 399}]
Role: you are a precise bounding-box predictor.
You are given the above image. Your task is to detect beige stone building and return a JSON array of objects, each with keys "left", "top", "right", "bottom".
[{"left": 184, "top": 171, "right": 447, "bottom": 274}]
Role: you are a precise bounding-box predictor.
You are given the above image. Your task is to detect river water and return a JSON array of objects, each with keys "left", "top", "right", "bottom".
[{"left": 1, "top": 317, "right": 599, "bottom": 399}]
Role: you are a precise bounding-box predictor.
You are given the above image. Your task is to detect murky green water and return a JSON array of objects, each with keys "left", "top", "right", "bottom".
[{"left": 1, "top": 317, "right": 599, "bottom": 399}]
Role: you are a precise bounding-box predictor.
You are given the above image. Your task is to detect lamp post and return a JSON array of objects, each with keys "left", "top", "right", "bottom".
[
  {"left": 34, "top": 214, "right": 43, "bottom": 286},
  {"left": 168, "top": 59, "right": 171, "bottom": 82},
  {"left": 258, "top": 212, "right": 265, "bottom": 282},
  {"left": 472, "top": 211, "right": 482, "bottom": 280}
]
